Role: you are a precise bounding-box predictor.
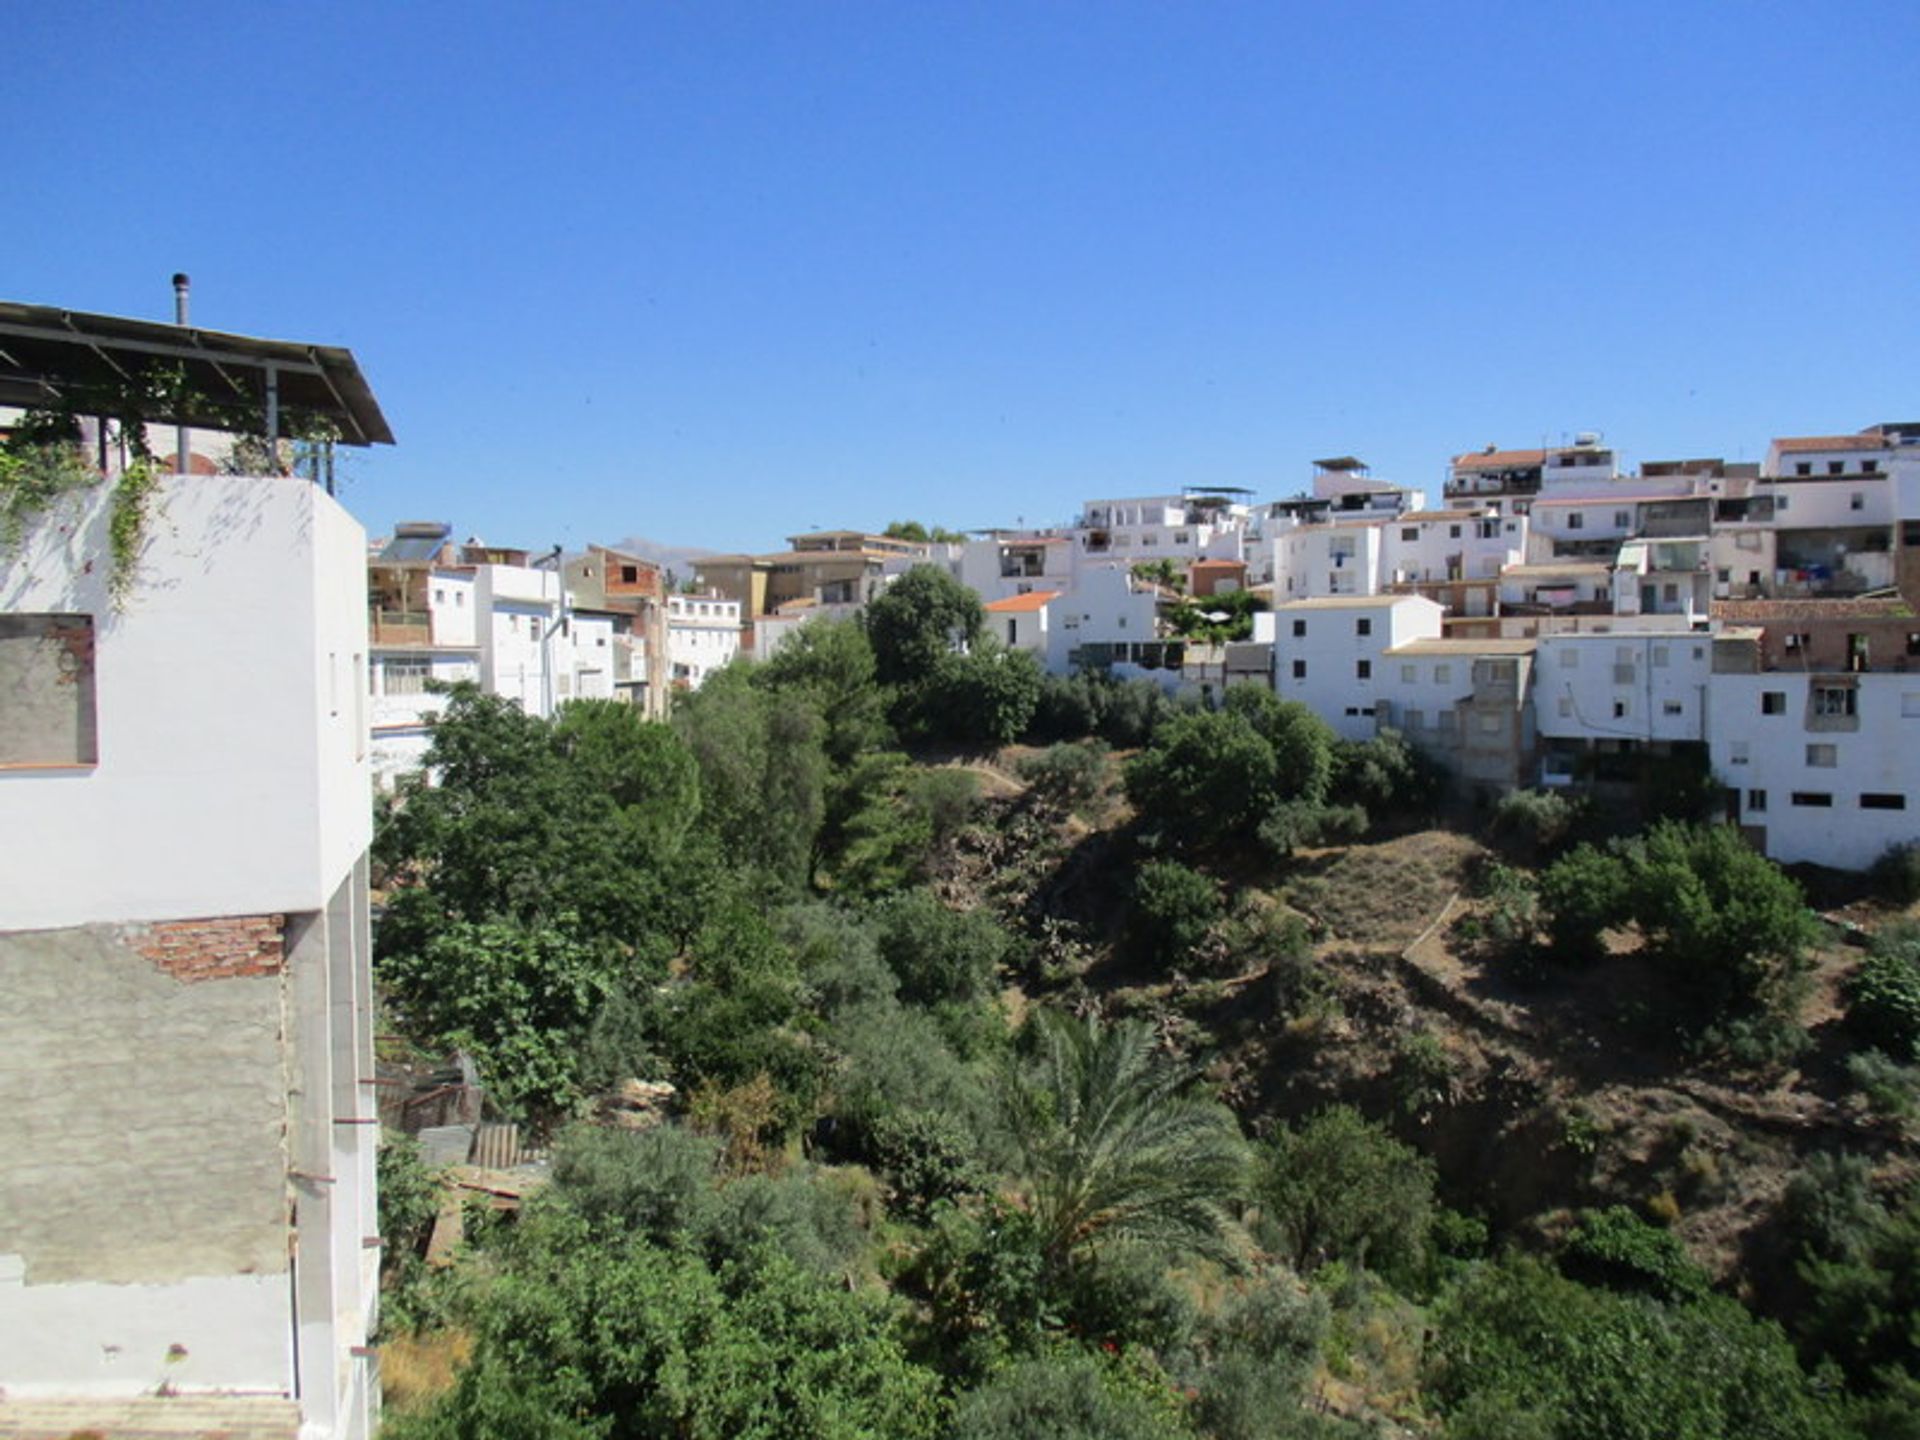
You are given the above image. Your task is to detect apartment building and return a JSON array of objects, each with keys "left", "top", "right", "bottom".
[{"left": 667, "top": 591, "right": 743, "bottom": 688}]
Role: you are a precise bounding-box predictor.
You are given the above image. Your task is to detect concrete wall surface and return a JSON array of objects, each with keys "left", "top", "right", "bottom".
[{"left": 0, "top": 474, "right": 371, "bottom": 929}]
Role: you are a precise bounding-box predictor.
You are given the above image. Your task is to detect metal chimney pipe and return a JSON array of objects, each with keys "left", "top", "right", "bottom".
[{"left": 171, "top": 273, "right": 191, "bottom": 477}]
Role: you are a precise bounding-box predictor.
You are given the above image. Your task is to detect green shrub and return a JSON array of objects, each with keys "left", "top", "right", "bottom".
[
  {"left": 870, "top": 1108, "right": 988, "bottom": 1222},
  {"left": 1018, "top": 740, "right": 1110, "bottom": 811},
  {"left": 1256, "top": 1106, "right": 1436, "bottom": 1286},
  {"left": 1849, "top": 923, "right": 1920, "bottom": 1061},
  {"left": 871, "top": 889, "right": 1010, "bottom": 1009},
  {"left": 1872, "top": 843, "right": 1920, "bottom": 905},
  {"left": 949, "top": 1352, "right": 1187, "bottom": 1440},
  {"left": 1560, "top": 1205, "right": 1708, "bottom": 1302},
  {"left": 1132, "top": 860, "right": 1224, "bottom": 967},
  {"left": 1490, "top": 789, "right": 1573, "bottom": 859}
]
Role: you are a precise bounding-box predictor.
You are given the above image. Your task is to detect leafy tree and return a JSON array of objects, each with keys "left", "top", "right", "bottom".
[
  {"left": 757, "top": 617, "right": 893, "bottom": 765},
  {"left": 1489, "top": 789, "right": 1575, "bottom": 861},
  {"left": 884, "top": 519, "right": 967, "bottom": 544},
  {"left": 1223, "top": 687, "right": 1336, "bottom": 804},
  {"left": 1629, "top": 821, "right": 1818, "bottom": 1025},
  {"left": 1166, "top": 585, "right": 1265, "bottom": 643},
  {"left": 1000, "top": 1012, "right": 1247, "bottom": 1275},
  {"left": 1131, "top": 558, "right": 1186, "bottom": 595},
  {"left": 1255, "top": 1106, "right": 1435, "bottom": 1286},
  {"left": 376, "top": 689, "right": 698, "bottom": 953},
  {"left": 1329, "top": 727, "right": 1438, "bottom": 816},
  {"left": 871, "top": 889, "right": 1011, "bottom": 1009},
  {"left": 927, "top": 643, "right": 1044, "bottom": 748},
  {"left": 864, "top": 564, "right": 984, "bottom": 688},
  {"left": 1182, "top": 1272, "right": 1354, "bottom": 1440},
  {"left": 1131, "top": 860, "right": 1223, "bottom": 967},
  {"left": 673, "top": 665, "right": 826, "bottom": 887},
  {"left": 1125, "top": 709, "right": 1278, "bottom": 850},
  {"left": 1536, "top": 841, "right": 1634, "bottom": 965},
  {"left": 378, "top": 918, "right": 627, "bottom": 1118}
]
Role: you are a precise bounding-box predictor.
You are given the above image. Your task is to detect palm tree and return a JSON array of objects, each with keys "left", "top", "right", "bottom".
[{"left": 1000, "top": 1011, "right": 1248, "bottom": 1275}]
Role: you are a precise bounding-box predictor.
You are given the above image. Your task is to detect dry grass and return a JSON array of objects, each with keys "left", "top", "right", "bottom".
[
  {"left": 381, "top": 1328, "right": 473, "bottom": 1414},
  {"left": 1286, "top": 831, "right": 1484, "bottom": 946}
]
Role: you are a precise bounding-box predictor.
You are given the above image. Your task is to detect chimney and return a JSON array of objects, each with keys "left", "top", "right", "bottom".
[{"left": 172, "top": 273, "right": 191, "bottom": 477}]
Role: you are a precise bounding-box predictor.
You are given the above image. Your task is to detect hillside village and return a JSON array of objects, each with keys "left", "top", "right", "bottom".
[
  {"left": 370, "top": 426, "right": 1920, "bottom": 872},
  {"left": 8, "top": 292, "right": 1920, "bottom": 1440}
]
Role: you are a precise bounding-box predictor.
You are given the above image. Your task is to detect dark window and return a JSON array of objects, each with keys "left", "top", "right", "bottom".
[
  {"left": 1449, "top": 524, "right": 1462, "bottom": 538},
  {"left": 1291, "top": 659, "right": 1306, "bottom": 679},
  {"left": 1829, "top": 461, "right": 1846, "bottom": 475},
  {"left": 1812, "top": 686, "right": 1857, "bottom": 718},
  {"left": 1790, "top": 791, "right": 1833, "bottom": 807},
  {"left": 1761, "top": 691, "right": 1786, "bottom": 715},
  {"left": 1356, "top": 618, "right": 1372, "bottom": 637},
  {"left": 0, "top": 614, "right": 97, "bottom": 766},
  {"left": 1292, "top": 619, "right": 1306, "bottom": 638},
  {"left": 1401, "top": 527, "right": 1418, "bottom": 542},
  {"left": 1862, "top": 793, "right": 1908, "bottom": 810},
  {"left": 1795, "top": 462, "right": 1812, "bottom": 476},
  {"left": 620, "top": 565, "right": 638, "bottom": 583},
  {"left": 1746, "top": 789, "right": 1767, "bottom": 813},
  {"left": 1357, "top": 660, "right": 1371, "bottom": 679}
]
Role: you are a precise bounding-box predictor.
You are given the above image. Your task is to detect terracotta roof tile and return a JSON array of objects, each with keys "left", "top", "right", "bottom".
[
  {"left": 983, "top": 590, "right": 1063, "bottom": 613},
  {"left": 1452, "top": 447, "right": 1548, "bottom": 471}
]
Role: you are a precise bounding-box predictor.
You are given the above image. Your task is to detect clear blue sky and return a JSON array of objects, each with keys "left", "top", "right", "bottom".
[{"left": 8, "top": 2, "right": 1914, "bottom": 552}]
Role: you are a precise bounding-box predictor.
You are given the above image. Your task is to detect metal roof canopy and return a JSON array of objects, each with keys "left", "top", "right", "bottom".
[{"left": 0, "top": 299, "right": 394, "bottom": 446}]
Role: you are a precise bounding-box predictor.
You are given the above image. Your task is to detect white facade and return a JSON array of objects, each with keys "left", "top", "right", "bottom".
[
  {"left": 1268, "top": 595, "right": 1444, "bottom": 740},
  {"left": 1532, "top": 631, "right": 1712, "bottom": 747},
  {"left": 1043, "top": 565, "right": 1162, "bottom": 675},
  {"left": 369, "top": 567, "right": 481, "bottom": 788},
  {"left": 0, "top": 473, "right": 378, "bottom": 1440},
  {"left": 668, "top": 592, "right": 742, "bottom": 688},
  {"left": 957, "top": 535, "right": 1077, "bottom": 603},
  {"left": 475, "top": 560, "right": 564, "bottom": 716},
  {"left": 1381, "top": 509, "right": 1524, "bottom": 585},
  {"left": 1074, "top": 493, "right": 1248, "bottom": 567},
  {"left": 1712, "top": 669, "right": 1920, "bottom": 870},
  {"left": 1270, "top": 520, "right": 1385, "bottom": 600}
]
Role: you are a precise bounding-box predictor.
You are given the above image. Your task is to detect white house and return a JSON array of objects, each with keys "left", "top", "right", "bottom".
[
  {"left": 667, "top": 591, "right": 742, "bottom": 689},
  {"left": 0, "top": 297, "right": 388, "bottom": 1440},
  {"left": 1073, "top": 492, "right": 1249, "bottom": 568},
  {"left": 1267, "top": 595, "right": 1444, "bottom": 740},
  {"left": 1044, "top": 564, "right": 1167, "bottom": 678},
  {"left": 958, "top": 533, "right": 1076, "bottom": 603},
  {"left": 367, "top": 525, "right": 483, "bottom": 786},
  {"left": 1531, "top": 629, "right": 1712, "bottom": 784}
]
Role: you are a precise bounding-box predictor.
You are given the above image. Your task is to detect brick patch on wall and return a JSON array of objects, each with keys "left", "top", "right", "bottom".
[{"left": 137, "top": 914, "right": 286, "bottom": 982}]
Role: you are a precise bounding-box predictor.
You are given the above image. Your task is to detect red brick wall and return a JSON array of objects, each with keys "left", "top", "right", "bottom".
[{"left": 138, "top": 914, "right": 285, "bottom": 983}]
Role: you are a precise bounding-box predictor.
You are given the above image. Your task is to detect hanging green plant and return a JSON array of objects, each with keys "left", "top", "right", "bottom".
[{"left": 0, "top": 363, "right": 194, "bottom": 606}]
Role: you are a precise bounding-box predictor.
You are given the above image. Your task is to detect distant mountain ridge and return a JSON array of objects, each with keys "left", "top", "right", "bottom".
[{"left": 604, "top": 535, "right": 721, "bottom": 586}]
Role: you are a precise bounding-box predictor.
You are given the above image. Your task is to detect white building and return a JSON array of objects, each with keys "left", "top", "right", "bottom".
[
  {"left": 957, "top": 533, "right": 1077, "bottom": 604},
  {"left": 1073, "top": 492, "right": 1249, "bottom": 568},
  {"left": 0, "top": 296, "right": 389, "bottom": 1439},
  {"left": 1531, "top": 629, "right": 1711, "bottom": 784},
  {"left": 1265, "top": 595, "right": 1445, "bottom": 740},
  {"left": 667, "top": 591, "right": 742, "bottom": 689}
]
